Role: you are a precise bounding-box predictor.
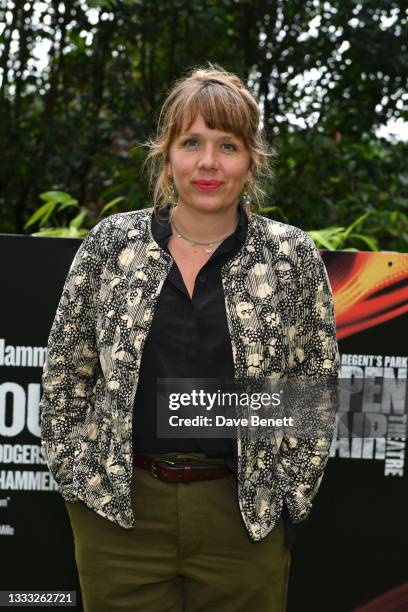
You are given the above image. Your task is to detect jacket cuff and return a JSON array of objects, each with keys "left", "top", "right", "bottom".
[{"left": 284, "top": 489, "right": 313, "bottom": 523}]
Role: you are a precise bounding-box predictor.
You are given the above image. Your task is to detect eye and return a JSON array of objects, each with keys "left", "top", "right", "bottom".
[
  {"left": 182, "top": 138, "right": 198, "bottom": 148},
  {"left": 222, "top": 142, "right": 237, "bottom": 152}
]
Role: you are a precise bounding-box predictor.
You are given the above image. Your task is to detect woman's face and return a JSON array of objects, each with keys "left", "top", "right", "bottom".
[{"left": 167, "top": 113, "right": 252, "bottom": 215}]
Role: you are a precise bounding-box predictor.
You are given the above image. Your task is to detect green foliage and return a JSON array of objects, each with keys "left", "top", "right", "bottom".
[
  {"left": 0, "top": 0, "right": 407, "bottom": 251},
  {"left": 267, "top": 131, "right": 408, "bottom": 251},
  {"left": 24, "top": 191, "right": 125, "bottom": 238},
  {"left": 307, "top": 212, "right": 380, "bottom": 251}
]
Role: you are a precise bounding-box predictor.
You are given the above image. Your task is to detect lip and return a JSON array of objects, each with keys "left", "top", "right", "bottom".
[{"left": 193, "top": 180, "right": 224, "bottom": 191}]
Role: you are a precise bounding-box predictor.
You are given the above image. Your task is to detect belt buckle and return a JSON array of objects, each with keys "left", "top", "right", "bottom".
[
  {"left": 150, "top": 458, "right": 176, "bottom": 479},
  {"left": 182, "top": 465, "right": 193, "bottom": 484}
]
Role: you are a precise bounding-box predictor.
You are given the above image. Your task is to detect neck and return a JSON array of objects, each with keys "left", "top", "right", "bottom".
[{"left": 170, "top": 202, "right": 239, "bottom": 242}]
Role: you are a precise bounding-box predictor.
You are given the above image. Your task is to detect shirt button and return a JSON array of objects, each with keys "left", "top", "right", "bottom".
[{"left": 198, "top": 275, "right": 206, "bottom": 283}]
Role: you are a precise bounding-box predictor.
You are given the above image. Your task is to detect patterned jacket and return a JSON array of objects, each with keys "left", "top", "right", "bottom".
[{"left": 39, "top": 206, "right": 339, "bottom": 542}]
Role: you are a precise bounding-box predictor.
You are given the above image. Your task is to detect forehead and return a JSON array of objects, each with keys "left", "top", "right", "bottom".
[{"left": 178, "top": 112, "right": 241, "bottom": 139}]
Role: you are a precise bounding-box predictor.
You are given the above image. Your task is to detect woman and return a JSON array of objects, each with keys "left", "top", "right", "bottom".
[{"left": 40, "top": 64, "right": 339, "bottom": 612}]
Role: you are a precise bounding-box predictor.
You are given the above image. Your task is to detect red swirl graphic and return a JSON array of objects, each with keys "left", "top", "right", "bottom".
[{"left": 321, "top": 251, "right": 408, "bottom": 340}]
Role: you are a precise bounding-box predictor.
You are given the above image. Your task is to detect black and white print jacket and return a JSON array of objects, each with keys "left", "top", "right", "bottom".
[{"left": 39, "top": 206, "right": 339, "bottom": 542}]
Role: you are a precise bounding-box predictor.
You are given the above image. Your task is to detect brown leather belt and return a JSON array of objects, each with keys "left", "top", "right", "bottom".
[{"left": 133, "top": 452, "right": 230, "bottom": 483}]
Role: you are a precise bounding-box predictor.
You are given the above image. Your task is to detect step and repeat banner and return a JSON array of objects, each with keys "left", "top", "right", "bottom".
[{"left": 0, "top": 234, "right": 407, "bottom": 611}]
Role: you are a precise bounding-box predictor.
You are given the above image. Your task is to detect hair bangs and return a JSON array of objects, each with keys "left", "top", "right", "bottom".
[{"left": 171, "top": 84, "right": 251, "bottom": 145}]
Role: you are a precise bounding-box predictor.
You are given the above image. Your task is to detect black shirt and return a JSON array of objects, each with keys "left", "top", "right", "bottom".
[{"left": 132, "top": 202, "right": 247, "bottom": 460}]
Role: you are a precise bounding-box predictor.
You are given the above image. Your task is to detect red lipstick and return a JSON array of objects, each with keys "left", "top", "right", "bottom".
[{"left": 193, "top": 180, "right": 224, "bottom": 191}]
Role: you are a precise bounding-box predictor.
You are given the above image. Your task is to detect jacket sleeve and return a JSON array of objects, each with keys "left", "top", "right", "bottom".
[
  {"left": 39, "top": 221, "right": 107, "bottom": 501},
  {"left": 275, "top": 235, "right": 339, "bottom": 523}
]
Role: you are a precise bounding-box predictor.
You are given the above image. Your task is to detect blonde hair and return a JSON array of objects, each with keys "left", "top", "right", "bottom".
[{"left": 141, "top": 62, "right": 275, "bottom": 216}]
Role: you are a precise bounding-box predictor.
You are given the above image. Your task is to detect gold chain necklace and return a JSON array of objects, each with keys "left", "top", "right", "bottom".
[{"left": 169, "top": 208, "right": 239, "bottom": 254}]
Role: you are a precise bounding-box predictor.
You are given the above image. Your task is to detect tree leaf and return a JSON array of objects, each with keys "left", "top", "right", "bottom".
[
  {"left": 69, "top": 209, "right": 88, "bottom": 230},
  {"left": 39, "top": 191, "right": 77, "bottom": 204},
  {"left": 24, "top": 201, "right": 57, "bottom": 230},
  {"left": 100, "top": 196, "right": 126, "bottom": 216}
]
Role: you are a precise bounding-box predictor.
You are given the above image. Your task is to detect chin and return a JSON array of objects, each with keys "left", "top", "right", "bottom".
[{"left": 181, "top": 195, "right": 236, "bottom": 214}]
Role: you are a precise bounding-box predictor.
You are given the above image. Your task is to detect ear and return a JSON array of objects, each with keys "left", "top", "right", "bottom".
[{"left": 248, "top": 151, "right": 258, "bottom": 176}]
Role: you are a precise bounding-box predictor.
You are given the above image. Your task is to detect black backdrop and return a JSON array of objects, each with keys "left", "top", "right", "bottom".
[{"left": 0, "top": 234, "right": 406, "bottom": 611}]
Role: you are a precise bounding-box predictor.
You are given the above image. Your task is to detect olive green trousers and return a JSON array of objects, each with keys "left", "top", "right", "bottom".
[{"left": 65, "top": 454, "right": 290, "bottom": 612}]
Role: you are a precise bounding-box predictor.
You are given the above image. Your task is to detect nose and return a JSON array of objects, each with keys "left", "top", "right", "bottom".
[{"left": 197, "top": 143, "right": 219, "bottom": 169}]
